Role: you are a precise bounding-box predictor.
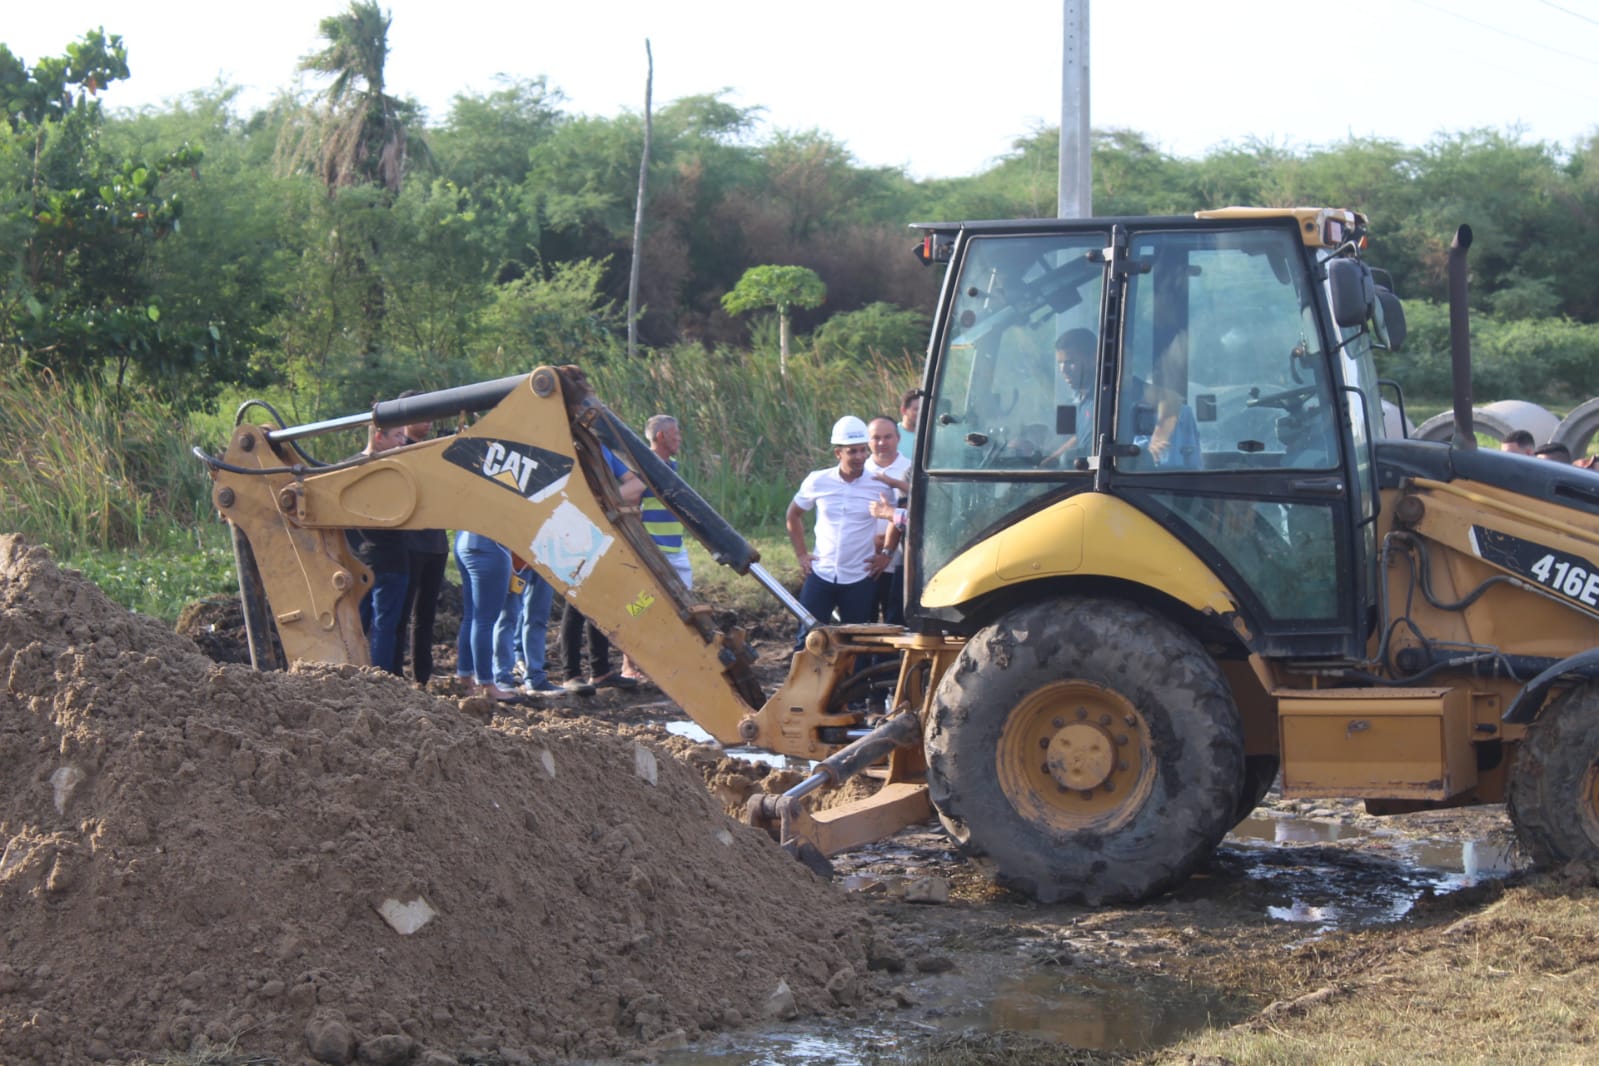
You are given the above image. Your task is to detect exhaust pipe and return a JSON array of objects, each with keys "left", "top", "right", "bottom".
[{"left": 1447, "top": 225, "right": 1475, "bottom": 451}]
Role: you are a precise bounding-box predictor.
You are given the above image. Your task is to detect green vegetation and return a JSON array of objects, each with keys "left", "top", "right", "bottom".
[
  {"left": 5, "top": 13, "right": 1599, "bottom": 620},
  {"left": 722, "top": 263, "right": 827, "bottom": 372}
]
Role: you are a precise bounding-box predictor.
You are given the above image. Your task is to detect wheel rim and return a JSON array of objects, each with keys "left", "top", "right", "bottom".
[{"left": 995, "top": 679, "right": 1154, "bottom": 833}]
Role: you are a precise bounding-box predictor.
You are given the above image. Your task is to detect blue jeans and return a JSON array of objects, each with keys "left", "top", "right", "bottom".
[
  {"left": 360, "top": 567, "right": 410, "bottom": 675},
  {"left": 519, "top": 571, "right": 556, "bottom": 687},
  {"left": 492, "top": 577, "right": 524, "bottom": 689},
  {"left": 454, "top": 531, "right": 511, "bottom": 686},
  {"left": 795, "top": 573, "right": 877, "bottom": 648}
]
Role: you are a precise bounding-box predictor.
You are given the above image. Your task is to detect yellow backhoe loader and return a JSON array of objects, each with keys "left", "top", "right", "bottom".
[{"left": 202, "top": 208, "right": 1599, "bottom": 904}]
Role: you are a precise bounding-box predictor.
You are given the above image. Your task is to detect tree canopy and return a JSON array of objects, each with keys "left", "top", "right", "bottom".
[{"left": 5, "top": 21, "right": 1599, "bottom": 417}]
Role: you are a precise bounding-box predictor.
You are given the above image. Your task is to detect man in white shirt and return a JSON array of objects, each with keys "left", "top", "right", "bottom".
[
  {"left": 867, "top": 416, "right": 912, "bottom": 625},
  {"left": 786, "top": 415, "right": 891, "bottom": 645}
]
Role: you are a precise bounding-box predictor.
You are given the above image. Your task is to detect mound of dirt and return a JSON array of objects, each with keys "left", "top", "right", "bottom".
[{"left": 0, "top": 535, "right": 872, "bottom": 1064}]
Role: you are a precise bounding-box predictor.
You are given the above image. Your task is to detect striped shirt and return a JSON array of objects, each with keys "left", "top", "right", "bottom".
[{"left": 640, "top": 458, "right": 685, "bottom": 554}]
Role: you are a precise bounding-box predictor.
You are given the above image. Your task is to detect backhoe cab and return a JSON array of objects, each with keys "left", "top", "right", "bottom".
[{"left": 206, "top": 208, "right": 1599, "bottom": 906}]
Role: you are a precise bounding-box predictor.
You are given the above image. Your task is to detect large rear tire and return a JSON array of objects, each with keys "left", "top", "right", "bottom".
[
  {"left": 1508, "top": 682, "right": 1599, "bottom": 866},
  {"left": 926, "top": 598, "right": 1245, "bottom": 904},
  {"left": 1234, "top": 754, "right": 1281, "bottom": 826}
]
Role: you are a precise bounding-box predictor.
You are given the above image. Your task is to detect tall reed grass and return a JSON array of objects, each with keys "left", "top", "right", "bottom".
[{"left": 0, "top": 365, "right": 215, "bottom": 554}]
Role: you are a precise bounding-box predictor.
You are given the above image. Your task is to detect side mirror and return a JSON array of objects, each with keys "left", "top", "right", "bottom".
[
  {"left": 1326, "top": 258, "right": 1375, "bottom": 329},
  {"left": 1374, "top": 288, "right": 1406, "bottom": 351}
]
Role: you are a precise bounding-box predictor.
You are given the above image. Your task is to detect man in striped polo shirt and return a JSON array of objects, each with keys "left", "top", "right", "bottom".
[
  {"left": 621, "top": 414, "right": 692, "bottom": 683},
  {"left": 639, "top": 414, "right": 693, "bottom": 589}
]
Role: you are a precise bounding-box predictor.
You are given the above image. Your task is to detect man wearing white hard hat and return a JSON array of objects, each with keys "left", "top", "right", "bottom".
[{"left": 785, "top": 414, "right": 892, "bottom": 645}]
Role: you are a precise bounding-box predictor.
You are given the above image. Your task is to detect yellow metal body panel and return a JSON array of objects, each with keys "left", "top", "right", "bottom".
[
  {"left": 1221, "top": 659, "right": 1278, "bottom": 757},
  {"left": 1379, "top": 477, "right": 1599, "bottom": 665},
  {"left": 1279, "top": 687, "right": 1476, "bottom": 801},
  {"left": 1194, "top": 206, "right": 1365, "bottom": 248},
  {"left": 921, "top": 492, "right": 1237, "bottom": 618},
  {"left": 793, "top": 783, "right": 934, "bottom": 858}
]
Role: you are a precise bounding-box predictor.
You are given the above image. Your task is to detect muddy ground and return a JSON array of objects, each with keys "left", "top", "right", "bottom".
[{"left": 3, "top": 555, "right": 1570, "bottom": 1065}]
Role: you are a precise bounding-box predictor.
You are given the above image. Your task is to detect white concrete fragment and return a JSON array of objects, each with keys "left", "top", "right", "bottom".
[
  {"left": 904, "top": 876, "right": 950, "bottom": 904},
  {"left": 714, "top": 827, "right": 734, "bottom": 847},
  {"left": 377, "top": 896, "right": 437, "bottom": 935},
  {"left": 50, "top": 765, "right": 85, "bottom": 814},
  {"left": 633, "top": 745, "right": 658, "bottom": 786},
  {"left": 540, "top": 749, "right": 556, "bottom": 778},
  {"left": 764, "top": 978, "right": 797, "bottom": 1020}
]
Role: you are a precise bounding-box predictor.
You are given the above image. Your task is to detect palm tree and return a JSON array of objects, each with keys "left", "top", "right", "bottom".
[{"left": 298, "top": 1, "right": 410, "bottom": 194}]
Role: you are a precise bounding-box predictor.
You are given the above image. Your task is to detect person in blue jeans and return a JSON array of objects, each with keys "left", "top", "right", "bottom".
[
  {"left": 346, "top": 422, "right": 411, "bottom": 674},
  {"left": 491, "top": 566, "right": 526, "bottom": 693},
  {"left": 517, "top": 565, "right": 577, "bottom": 696},
  {"left": 453, "top": 530, "right": 521, "bottom": 701}
]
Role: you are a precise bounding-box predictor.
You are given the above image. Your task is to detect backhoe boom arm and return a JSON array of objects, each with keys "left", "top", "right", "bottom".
[{"left": 206, "top": 366, "right": 766, "bottom": 742}]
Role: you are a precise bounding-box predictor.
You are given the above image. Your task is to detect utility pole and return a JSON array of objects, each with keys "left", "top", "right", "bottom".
[
  {"left": 1058, "top": 0, "right": 1091, "bottom": 219},
  {"left": 627, "top": 40, "right": 653, "bottom": 359}
]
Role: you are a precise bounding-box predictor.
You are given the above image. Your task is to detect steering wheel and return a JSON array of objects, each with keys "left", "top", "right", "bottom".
[{"left": 1247, "top": 384, "right": 1318, "bottom": 413}]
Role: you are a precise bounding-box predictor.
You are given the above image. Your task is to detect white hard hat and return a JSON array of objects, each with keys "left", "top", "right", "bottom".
[{"left": 830, "top": 415, "right": 869, "bottom": 447}]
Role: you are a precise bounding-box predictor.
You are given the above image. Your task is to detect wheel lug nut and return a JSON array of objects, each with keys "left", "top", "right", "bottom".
[
  {"left": 1038, "top": 737, "right": 1050, "bottom": 749},
  {"left": 1117, "top": 760, "right": 1129, "bottom": 772},
  {"left": 1076, "top": 707, "right": 1088, "bottom": 720},
  {"left": 1099, "top": 713, "right": 1111, "bottom": 726},
  {"left": 1102, "top": 781, "right": 1115, "bottom": 792},
  {"left": 1079, "top": 790, "right": 1094, "bottom": 801},
  {"left": 1052, "top": 717, "right": 1064, "bottom": 729},
  {"left": 1124, "top": 715, "right": 1136, "bottom": 727},
  {"left": 1115, "top": 734, "right": 1128, "bottom": 746}
]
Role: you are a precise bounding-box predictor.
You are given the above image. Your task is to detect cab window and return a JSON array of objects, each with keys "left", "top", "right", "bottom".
[{"left": 1116, "top": 229, "right": 1339, "bottom": 473}]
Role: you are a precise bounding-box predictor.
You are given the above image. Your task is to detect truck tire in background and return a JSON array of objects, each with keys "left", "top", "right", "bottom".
[
  {"left": 1507, "top": 681, "right": 1599, "bottom": 867},
  {"left": 1380, "top": 400, "right": 1415, "bottom": 439},
  {"left": 924, "top": 598, "right": 1245, "bottom": 905},
  {"left": 1414, "top": 400, "right": 1559, "bottom": 447},
  {"left": 1554, "top": 397, "right": 1599, "bottom": 459}
]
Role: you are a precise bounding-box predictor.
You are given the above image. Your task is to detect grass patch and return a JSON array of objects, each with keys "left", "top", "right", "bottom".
[
  {"left": 68, "top": 520, "right": 239, "bottom": 623},
  {"left": 686, "top": 531, "right": 803, "bottom": 623},
  {"left": 1146, "top": 874, "right": 1599, "bottom": 1065}
]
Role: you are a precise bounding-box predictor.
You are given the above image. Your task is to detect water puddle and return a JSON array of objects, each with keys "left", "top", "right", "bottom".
[
  {"left": 1224, "top": 809, "right": 1523, "bottom": 929},
  {"left": 662, "top": 969, "right": 1241, "bottom": 1065},
  {"left": 660, "top": 1025, "right": 900, "bottom": 1065},
  {"left": 922, "top": 969, "right": 1244, "bottom": 1050}
]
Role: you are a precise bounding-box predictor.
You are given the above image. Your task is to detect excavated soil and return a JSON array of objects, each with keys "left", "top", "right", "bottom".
[{"left": 0, "top": 536, "right": 878, "bottom": 1066}]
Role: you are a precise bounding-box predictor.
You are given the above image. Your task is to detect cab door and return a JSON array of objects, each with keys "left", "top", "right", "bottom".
[{"left": 1103, "top": 222, "right": 1364, "bottom": 659}]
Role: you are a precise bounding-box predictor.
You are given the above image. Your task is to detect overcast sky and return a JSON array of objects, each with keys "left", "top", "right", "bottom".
[{"left": 7, "top": 0, "right": 1599, "bottom": 179}]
